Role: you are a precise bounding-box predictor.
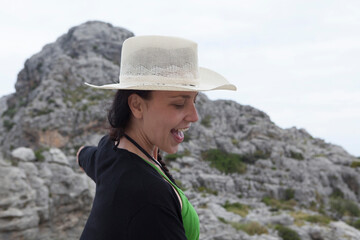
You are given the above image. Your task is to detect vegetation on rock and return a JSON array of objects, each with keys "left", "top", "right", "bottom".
[
  {"left": 350, "top": 161, "right": 360, "bottom": 168},
  {"left": 200, "top": 114, "right": 212, "bottom": 128},
  {"left": 201, "top": 149, "right": 247, "bottom": 174},
  {"left": 262, "top": 196, "right": 297, "bottom": 211},
  {"left": 230, "top": 221, "right": 268, "bottom": 236},
  {"left": 275, "top": 225, "right": 301, "bottom": 240},
  {"left": 222, "top": 200, "right": 249, "bottom": 217},
  {"left": 196, "top": 186, "right": 218, "bottom": 196},
  {"left": 289, "top": 150, "right": 304, "bottom": 160}
]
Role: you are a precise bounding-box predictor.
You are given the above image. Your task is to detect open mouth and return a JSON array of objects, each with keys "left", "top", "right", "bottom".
[{"left": 170, "top": 127, "right": 189, "bottom": 143}]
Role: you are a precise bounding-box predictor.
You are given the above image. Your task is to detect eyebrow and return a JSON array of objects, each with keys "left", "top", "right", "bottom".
[{"left": 169, "top": 93, "right": 199, "bottom": 99}]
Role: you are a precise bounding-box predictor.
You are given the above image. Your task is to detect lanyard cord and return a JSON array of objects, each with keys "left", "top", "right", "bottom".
[
  {"left": 123, "top": 133, "right": 179, "bottom": 188},
  {"left": 123, "top": 133, "right": 163, "bottom": 169}
]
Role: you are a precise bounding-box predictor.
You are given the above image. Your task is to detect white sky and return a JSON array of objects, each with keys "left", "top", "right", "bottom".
[{"left": 0, "top": 0, "right": 359, "bottom": 156}]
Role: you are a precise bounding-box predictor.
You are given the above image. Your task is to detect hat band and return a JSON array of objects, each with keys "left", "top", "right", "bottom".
[{"left": 119, "top": 75, "right": 199, "bottom": 88}]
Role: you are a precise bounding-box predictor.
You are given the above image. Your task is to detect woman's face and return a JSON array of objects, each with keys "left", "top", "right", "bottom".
[{"left": 140, "top": 91, "right": 199, "bottom": 154}]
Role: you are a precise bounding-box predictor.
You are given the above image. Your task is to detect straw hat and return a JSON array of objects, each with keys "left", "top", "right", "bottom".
[{"left": 85, "top": 35, "right": 236, "bottom": 91}]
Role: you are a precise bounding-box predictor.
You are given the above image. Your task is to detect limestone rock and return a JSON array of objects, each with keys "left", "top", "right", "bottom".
[
  {"left": 0, "top": 146, "right": 92, "bottom": 239},
  {"left": 1, "top": 21, "right": 134, "bottom": 153},
  {"left": 1, "top": 20, "right": 360, "bottom": 240},
  {"left": 11, "top": 147, "right": 36, "bottom": 161}
]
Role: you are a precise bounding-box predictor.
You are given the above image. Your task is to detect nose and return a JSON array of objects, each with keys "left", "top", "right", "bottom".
[{"left": 186, "top": 102, "right": 199, "bottom": 123}]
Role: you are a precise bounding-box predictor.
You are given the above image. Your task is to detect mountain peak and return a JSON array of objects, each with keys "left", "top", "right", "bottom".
[{"left": 1, "top": 21, "right": 133, "bottom": 151}]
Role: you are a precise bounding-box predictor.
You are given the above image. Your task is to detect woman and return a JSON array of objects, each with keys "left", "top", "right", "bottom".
[{"left": 77, "top": 35, "right": 236, "bottom": 240}]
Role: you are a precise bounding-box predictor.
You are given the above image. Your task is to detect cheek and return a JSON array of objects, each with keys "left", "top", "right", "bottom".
[
  {"left": 146, "top": 117, "right": 171, "bottom": 139},
  {"left": 144, "top": 107, "right": 182, "bottom": 139}
]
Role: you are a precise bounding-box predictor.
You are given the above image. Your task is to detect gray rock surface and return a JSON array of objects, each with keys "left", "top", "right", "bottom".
[
  {"left": 1, "top": 21, "right": 359, "bottom": 240},
  {"left": 11, "top": 147, "right": 36, "bottom": 161}
]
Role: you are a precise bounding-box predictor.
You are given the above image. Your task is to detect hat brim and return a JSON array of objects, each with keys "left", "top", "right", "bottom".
[{"left": 84, "top": 67, "right": 237, "bottom": 92}]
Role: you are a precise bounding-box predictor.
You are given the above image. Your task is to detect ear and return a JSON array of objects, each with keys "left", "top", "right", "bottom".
[{"left": 128, "top": 94, "right": 145, "bottom": 119}]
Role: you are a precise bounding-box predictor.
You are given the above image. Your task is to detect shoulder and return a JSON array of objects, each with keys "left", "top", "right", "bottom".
[
  {"left": 113, "top": 151, "right": 181, "bottom": 209},
  {"left": 118, "top": 153, "right": 177, "bottom": 199}
]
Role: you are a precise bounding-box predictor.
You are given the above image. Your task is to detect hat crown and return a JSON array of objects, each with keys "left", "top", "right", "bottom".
[
  {"left": 84, "top": 35, "right": 236, "bottom": 91},
  {"left": 120, "top": 36, "right": 199, "bottom": 87}
]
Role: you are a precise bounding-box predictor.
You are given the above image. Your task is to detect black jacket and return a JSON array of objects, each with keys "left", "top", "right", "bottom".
[{"left": 79, "top": 135, "right": 187, "bottom": 240}]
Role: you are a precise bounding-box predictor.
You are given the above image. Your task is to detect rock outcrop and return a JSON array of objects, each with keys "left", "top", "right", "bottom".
[
  {"left": 1, "top": 21, "right": 133, "bottom": 152},
  {"left": 1, "top": 21, "right": 359, "bottom": 240}
]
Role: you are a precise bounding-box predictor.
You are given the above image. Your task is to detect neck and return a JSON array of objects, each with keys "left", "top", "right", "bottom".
[{"left": 117, "top": 131, "right": 156, "bottom": 161}]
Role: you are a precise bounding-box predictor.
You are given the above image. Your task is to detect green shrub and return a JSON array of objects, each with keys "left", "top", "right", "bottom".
[
  {"left": 330, "top": 197, "right": 360, "bottom": 219},
  {"left": 350, "top": 219, "right": 360, "bottom": 230},
  {"left": 275, "top": 225, "right": 301, "bottom": 240},
  {"left": 201, "top": 148, "right": 270, "bottom": 173},
  {"left": 223, "top": 200, "right": 249, "bottom": 217},
  {"left": 292, "top": 211, "right": 331, "bottom": 226},
  {"left": 34, "top": 149, "right": 45, "bottom": 162},
  {"left": 183, "top": 133, "right": 190, "bottom": 142},
  {"left": 3, "top": 120, "right": 15, "bottom": 131},
  {"left": 284, "top": 188, "right": 295, "bottom": 201},
  {"left": 304, "top": 214, "right": 331, "bottom": 225},
  {"left": 35, "top": 108, "right": 53, "bottom": 116},
  {"left": 253, "top": 149, "right": 271, "bottom": 160},
  {"left": 290, "top": 151, "right": 304, "bottom": 160},
  {"left": 47, "top": 99, "right": 56, "bottom": 104},
  {"left": 219, "top": 218, "right": 268, "bottom": 235},
  {"left": 218, "top": 217, "right": 227, "bottom": 224},
  {"left": 330, "top": 187, "right": 344, "bottom": 199},
  {"left": 351, "top": 161, "right": 360, "bottom": 168},
  {"left": 19, "top": 98, "right": 27, "bottom": 107},
  {"left": 309, "top": 200, "right": 318, "bottom": 212},
  {"left": 196, "top": 186, "right": 218, "bottom": 195},
  {"left": 36, "top": 62, "right": 43, "bottom": 72},
  {"left": 261, "top": 196, "right": 297, "bottom": 211},
  {"left": 240, "top": 149, "right": 271, "bottom": 164},
  {"left": 261, "top": 196, "right": 273, "bottom": 205},
  {"left": 248, "top": 120, "right": 256, "bottom": 125},
  {"left": 231, "top": 138, "right": 239, "bottom": 146},
  {"left": 200, "top": 115, "right": 212, "bottom": 128},
  {"left": 80, "top": 104, "right": 88, "bottom": 111},
  {"left": 290, "top": 211, "right": 309, "bottom": 226},
  {"left": 2, "top": 106, "right": 17, "bottom": 118},
  {"left": 230, "top": 221, "right": 268, "bottom": 236},
  {"left": 201, "top": 149, "right": 247, "bottom": 174},
  {"left": 165, "top": 153, "right": 183, "bottom": 161}
]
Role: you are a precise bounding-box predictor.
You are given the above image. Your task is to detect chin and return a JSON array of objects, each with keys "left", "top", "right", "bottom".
[{"left": 163, "top": 146, "right": 179, "bottom": 154}]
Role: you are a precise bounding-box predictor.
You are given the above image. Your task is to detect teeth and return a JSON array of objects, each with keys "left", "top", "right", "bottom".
[{"left": 177, "top": 128, "right": 189, "bottom": 132}]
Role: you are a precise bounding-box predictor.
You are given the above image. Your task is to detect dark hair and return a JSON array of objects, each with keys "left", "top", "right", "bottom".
[
  {"left": 108, "top": 90, "right": 151, "bottom": 142},
  {"left": 108, "top": 90, "right": 171, "bottom": 175}
]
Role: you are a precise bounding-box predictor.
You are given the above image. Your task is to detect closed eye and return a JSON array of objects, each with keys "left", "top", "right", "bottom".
[{"left": 173, "top": 104, "right": 185, "bottom": 109}]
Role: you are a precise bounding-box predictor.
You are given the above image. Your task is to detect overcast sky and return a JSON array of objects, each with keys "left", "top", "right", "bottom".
[{"left": 0, "top": 0, "right": 359, "bottom": 156}]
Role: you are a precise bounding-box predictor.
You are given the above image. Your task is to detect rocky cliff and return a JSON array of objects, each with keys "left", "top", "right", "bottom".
[{"left": 1, "top": 21, "right": 359, "bottom": 240}]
